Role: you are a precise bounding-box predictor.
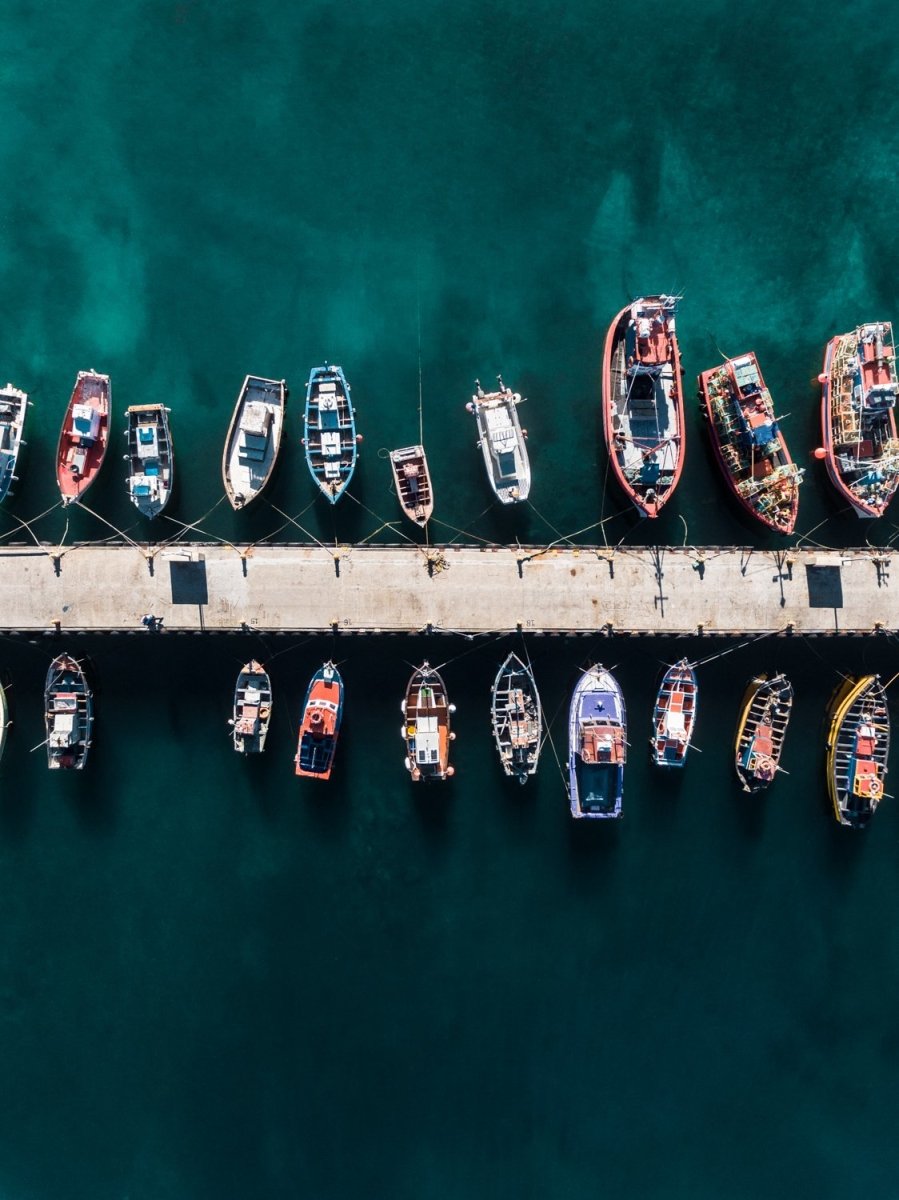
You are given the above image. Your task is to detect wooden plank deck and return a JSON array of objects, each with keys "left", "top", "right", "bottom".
[{"left": 0, "top": 542, "right": 892, "bottom": 636}]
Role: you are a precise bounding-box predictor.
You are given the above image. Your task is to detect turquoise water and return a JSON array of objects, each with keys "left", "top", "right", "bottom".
[{"left": 2, "top": 2, "right": 899, "bottom": 1197}]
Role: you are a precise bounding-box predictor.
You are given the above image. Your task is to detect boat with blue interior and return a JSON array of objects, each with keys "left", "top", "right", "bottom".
[
  {"left": 825, "top": 674, "right": 889, "bottom": 828},
  {"left": 650, "top": 659, "right": 697, "bottom": 767},
  {"left": 303, "top": 364, "right": 359, "bottom": 503},
  {"left": 295, "top": 662, "right": 344, "bottom": 780},
  {"left": 569, "top": 665, "right": 626, "bottom": 818},
  {"left": 466, "top": 376, "right": 530, "bottom": 504},
  {"left": 602, "top": 295, "right": 684, "bottom": 517},
  {"left": 125, "top": 403, "right": 174, "bottom": 518}
]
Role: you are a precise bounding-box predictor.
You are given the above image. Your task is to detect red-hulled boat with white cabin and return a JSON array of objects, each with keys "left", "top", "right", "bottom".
[
  {"left": 56, "top": 370, "right": 110, "bottom": 505},
  {"left": 602, "top": 295, "right": 684, "bottom": 517}
]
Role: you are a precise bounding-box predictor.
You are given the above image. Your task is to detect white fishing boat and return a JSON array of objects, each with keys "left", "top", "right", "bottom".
[
  {"left": 0, "top": 384, "right": 29, "bottom": 503},
  {"left": 124, "top": 403, "right": 174, "bottom": 518},
  {"left": 490, "top": 652, "right": 542, "bottom": 783},
  {"left": 222, "top": 375, "right": 286, "bottom": 510},
  {"left": 466, "top": 375, "right": 531, "bottom": 504}
]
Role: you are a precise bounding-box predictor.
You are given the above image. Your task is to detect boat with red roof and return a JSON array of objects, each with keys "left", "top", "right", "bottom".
[
  {"left": 699, "top": 352, "right": 801, "bottom": 534},
  {"left": 819, "top": 322, "right": 899, "bottom": 517},
  {"left": 295, "top": 662, "right": 344, "bottom": 780},
  {"left": 602, "top": 295, "right": 684, "bottom": 517},
  {"left": 56, "top": 370, "right": 110, "bottom": 504},
  {"left": 650, "top": 659, "right": 697, "bottom": 768}
]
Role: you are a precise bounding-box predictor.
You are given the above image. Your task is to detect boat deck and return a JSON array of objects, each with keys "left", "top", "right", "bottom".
[{"left": 0, "top": 542, "right": 896, "bottom": 636}]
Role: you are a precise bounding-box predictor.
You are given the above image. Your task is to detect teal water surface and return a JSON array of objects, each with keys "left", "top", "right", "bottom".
[{"left": 2, "top": 2, "right": 899, "bottom": 1198}]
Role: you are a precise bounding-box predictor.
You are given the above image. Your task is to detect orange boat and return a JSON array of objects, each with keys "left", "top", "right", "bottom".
[
  {"left": 294, "top": 662, "right": 344, "bottom": 780},
  {"left": 56, "top": 370, "right": 110, "bottom": 504},
  {"left": 602, "top": 295, "right": 685, "bottom": 517}
]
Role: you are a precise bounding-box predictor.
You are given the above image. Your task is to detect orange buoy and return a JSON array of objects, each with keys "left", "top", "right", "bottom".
[
  {"left": 817, "top": 373, "right": 827, "bottom": 384},
  {"left": 813, "top": 447, "right": 827, "bottom": 460}
]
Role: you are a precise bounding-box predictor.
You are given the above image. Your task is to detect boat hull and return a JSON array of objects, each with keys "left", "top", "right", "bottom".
[
  {"left": 222, "top": 376, "right": 286, "bottom": 510},
  {"left": 403, "top": 662, "right": 454, "bottom": 781},
  {"left": 825, "top": 674, "right": 889, "bottom": 828},
  {"left": 698, "top": 353, "right": 800, "bottom": 534},
  {"left": 125, "top": 403, "right": 174, "bottom": 518},
  {"left": 602, "top": 296, "right": 684, "bottom": 518},
  {"left": 389, "top": 444, "right": 434, "bottom": 525},
  {"left": 44, "top": 653, "right": 93, "bottom": 770},
  {"left": 295, "top": 663, "right": 344, "bottom": 779},
  {"left": 56, "top": 371, "right": 110, "bottom": 505},
  {"left": 303, "top": 365, "right": 357, "bottom": 504},
  {"left": 569, "top": 665, "right": 625, "bottom": 818},
  {"left": 820, "top": 324, "right": 899, "bottom": 518},
  {"left": 232, "top": 660, "right": 272, "bottom": 754},
  {"left": 468, "top": 380, "right": 530, "bottom": 504},
  {"left": 490, "top": 652, "right": 542, "bottom": 783},
  {"left": 734, "top": 673, "right": 793, "bottom": 794},
  {"left": 0, "top": 384, "right": 29, "bottom": 504},
  {"left": 650, "top": 659, "right": 697, "bottom": 767}
]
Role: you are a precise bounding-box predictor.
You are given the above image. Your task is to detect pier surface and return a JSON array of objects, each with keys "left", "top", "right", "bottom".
[{"left": 0, "top": 542, "right": 894, "bottom": 636}]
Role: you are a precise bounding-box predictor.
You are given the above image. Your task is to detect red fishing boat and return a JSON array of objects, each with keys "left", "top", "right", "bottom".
[
  {"left": 56, "top": 370, "right": 110, "bottom": 504},
  {"left": 818, "top": 322, "right": 899, "bottom": 518},
  {"left": 699, "top": 352, "right": 802, "bottom": 534},
  {"left": 602, "top": 295, "right": 685, "bottom": 517}
]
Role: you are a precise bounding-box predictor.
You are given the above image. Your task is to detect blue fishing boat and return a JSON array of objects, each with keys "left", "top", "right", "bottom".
[
  {"left": 302, "top": 364, "right": 359, "bottom": 503},
  {"left": 295, "top": 662, "right": 344, "bottom": 780},
  {"left": 568, "top": 665, "right": 626, "bottom": 819}
]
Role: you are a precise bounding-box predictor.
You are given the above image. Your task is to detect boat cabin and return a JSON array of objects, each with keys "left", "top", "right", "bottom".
[
  {"left": 485, "top": 407, "right": 518, "bottom": 480},
  {"left": 580, "top": 721, "right": 624, "bottom": 764},
  {"left": 238, "top": 402, "right": 272, "bottom": 462},
  {"left": 70, "top": 402, "right": 101, "bottom": 445},
  {"left": 49, "top": 695, "right": 80, "bottom": 748}
]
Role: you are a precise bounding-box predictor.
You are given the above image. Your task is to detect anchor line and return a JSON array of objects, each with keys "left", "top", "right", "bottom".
[
  {"left": 692, "top": 625, "right": 790, "bottom": 669},
  {"left": 159, "top": 495, "right": 226, "bottom": 546},
  {"left": 0, "top": 499, "right": 63, "bottom": 547},
  {"left": 75, "top": 501, "right": 144, "bottom": 552}
]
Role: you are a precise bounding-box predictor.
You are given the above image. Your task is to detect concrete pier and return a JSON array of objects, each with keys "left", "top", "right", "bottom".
[{"left": 0, "top": 542, "right": 894, "bottom": 636}]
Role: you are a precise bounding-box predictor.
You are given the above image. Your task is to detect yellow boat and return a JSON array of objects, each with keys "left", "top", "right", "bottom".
[
  {"left": 733, "top": 674, "right": 793, "bottom": 793},
  {"left": 825, "top": 675, "right": 889, "bottom": 829}
]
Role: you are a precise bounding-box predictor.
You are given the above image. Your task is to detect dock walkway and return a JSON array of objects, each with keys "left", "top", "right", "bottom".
[{"left": 0, "top": 542, "right": 893, "bottom": 636}]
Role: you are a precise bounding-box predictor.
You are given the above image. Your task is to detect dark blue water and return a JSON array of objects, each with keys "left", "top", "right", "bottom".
[{"left": 1, "top": 2, "right": 899, "bottom": 1197}]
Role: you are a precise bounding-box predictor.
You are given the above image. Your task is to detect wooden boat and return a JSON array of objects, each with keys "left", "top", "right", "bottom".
[
  {"left": 569, "top": 665, "right": 625, "bottom": 818},
  {"left": 56, "top": 370, "right": 110, "bottom": 505},
  {"left": 650, "top": 658, "right": 697, "bottom": 768},
  {"left": 295, "top": 662, "right": 344, "bottom": 780},
  {"left": 402, "top": 662, "right": 455, "bottom": 781},
  {"left": 230, "top": 660, "right": 272, "bottom": 754},
  {"left": 303, "top": 364, "right": 358, "bottom": 503},
  {"left": 222, "top": 375, "right": 286, "bottom": 510},
  {"left": 0, "top": 383, "right": 29, "bottom": 503},
  {"left": 819, "top": 322, "right": 899, "bottom": 517},
  {"left": 602, "top": 295, "right": 684, "bottom": 517},
  {"left": 734, "top": 673, "right": 793, "bottom": 793},
  {"left": 124, "top": 403, "right": 174, "bottom": 518},
  {"left": 389, "top": 444, "right": 434, "bottom": 525},
  {"left": 825, "top": 674, "right": 890, "bottom": 829},
  {"left": 44, "top": 653, "right": 93, "bottom": 770},
  {"left": 491, "top": 652, "right": 542, "bottom": 783},
  {"left": 699, "top": 353, "right": 802, "bottom": 534},
  {"left": 466, "top": 376, "right": 530, "bottom": 504}
]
